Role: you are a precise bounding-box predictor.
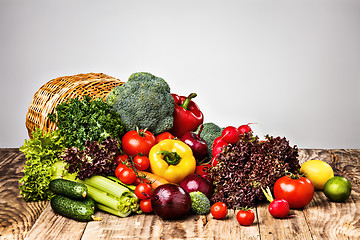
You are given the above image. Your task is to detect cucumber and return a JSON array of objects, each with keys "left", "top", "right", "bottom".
[
  {"left": 49, "top": 179, "right": 87, "bottom": 200},
  {"left": 51, "top": 195, "right": 95, "bottom": 221},
  {"left": 82, "top": 197, "right": 96, "bottom": 211}
]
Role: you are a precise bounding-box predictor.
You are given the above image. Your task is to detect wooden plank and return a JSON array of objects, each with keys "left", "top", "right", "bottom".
[
  {"left": 81, "top": 209, "right": 260, "bottom": 240},
  {"left": 24, "top": 205, "right": 87, "bottom": 240},
  {"left": 303, "top": 189, "right": 360, "bottom": 240},
  {"left": 256, "top": 202, "right": 313, "bottom": 240},
  {"left": 0, "top": 149, "right": 48, "bottom": 240}
]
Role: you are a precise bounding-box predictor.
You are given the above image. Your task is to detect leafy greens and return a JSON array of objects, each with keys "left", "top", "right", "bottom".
[{"left": 48, "top": 95, "right": 126, "bottom": 150}]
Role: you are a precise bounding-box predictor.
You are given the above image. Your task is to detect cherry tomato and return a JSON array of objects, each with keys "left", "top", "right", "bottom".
[
  {"left": 122, "top": 129, "right": 156, "bottom": 156},
  {"left": 113, "top": 154, "right": 129, "bottom": 165},
  {"left": 117, "top": 168, "right": 137, "bottom": 185},
  {"left": 155, "top": 132, "right": 175, "bottom": 144},
  {"left": 273, "top": 175, "right": 314, "bottom": 209},
  {"left": 236, "top": 208, "right": 255, "bottom": 226},
  {"left": 268, "top": 199, "right": 289, "bottom": 218},
  {"left": 140, "top": 199, "right": 153, "bottom": 213},
  {"left": 115, "top": 163, "right": 128, "bottom": 179},
  {"left": 211, "top": 202, "right": 228, "bottom": 219},
  {"left": 135, "top": 182, "right": 152, "bottom": 200},
  {"left": 221, "top": 126, "right": 240, "bottom": 144},
  {"left": 133, "top": 155, "right": 150, "bottom": 171}
]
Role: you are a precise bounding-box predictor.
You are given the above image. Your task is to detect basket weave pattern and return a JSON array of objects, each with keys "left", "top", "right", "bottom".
[{"left": 25, "top": 73, "right": 124, "bottom": 137}]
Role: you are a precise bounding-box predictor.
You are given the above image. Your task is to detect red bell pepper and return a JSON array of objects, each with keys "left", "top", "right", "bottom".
[{"left": 170, "top": 93, "right": 204, "bottom": 138}]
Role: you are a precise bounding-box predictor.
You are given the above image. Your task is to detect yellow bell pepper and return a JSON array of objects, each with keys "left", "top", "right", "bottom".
[{"left": 149, "top": 139, "right": 196, "bottom": 184}]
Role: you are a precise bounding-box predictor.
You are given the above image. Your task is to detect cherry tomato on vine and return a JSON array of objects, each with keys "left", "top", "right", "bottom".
[
  {"left": 155, "top": 132, "right": 175, "bottom": 144},
  {"left": 140, "top": 199, "right": 153, "bottom": 213},
  {"left": 133, "top": 155, "right": 150, "bottom": 171},
  {"left": 236, "top": 208, "right": 255, "bottom": 226},
  {"left": 117, "top": 167, "right": 137, "bottom": 185},
  {"left": 211, "top": 202, "right": 228, "bottom": 219},
  {"left": 122, "top": 129, "right": 156, "bottom": 156},
  {"left": 115, "top": 163, "right": 128, "bottom": 179},
  {"left": 274, "top": 174, "right": 314, "bottom": 209},
  {"left": 135, "top": 183, "right": 152, "bottom": 200},
  {"left": 113, "top": 154, "right": 129, "bottom": 165}
]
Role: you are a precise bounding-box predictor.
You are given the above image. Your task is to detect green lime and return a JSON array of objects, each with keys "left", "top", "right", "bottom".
[{"left": 323, "top": 176, "right": 352, "bottom": 202}]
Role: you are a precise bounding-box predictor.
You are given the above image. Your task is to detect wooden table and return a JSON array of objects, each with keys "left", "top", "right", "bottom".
[{"left": 1, "top": 148, "right": 359, "bottom": 240}]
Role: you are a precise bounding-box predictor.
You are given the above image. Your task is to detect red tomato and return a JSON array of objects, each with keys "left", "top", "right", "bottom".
[
  {"left": 273, "top": 175, "right": 314, "bottom": 209},
  {"left": 221, "top": 126, "right": 240, "bottom": 144},
  {"left": 211, "top": 202, "right": 228, "bottom": 219},
  {"left": 155, "top": 132, "right": 175, "bottom": 144},
  {"left": 140, "top": 199, "right": 153, "bottom": 213},
  {"left": 133, "top": 155, "right": 150, "bottom": 171},
  {"left": 113, "top": 154, "right": 129, "bottom": 165},
  {"left": 122, "top": 129, "right": 156, "bottom": 156},
  {"left": 117, "top": 168, "right": 137, "bottom": 185},
  {"left": 236, "top": 209, "right": 255, "bottom": 226},
  {"left": 135, "top": 183, "right": 152, "bottom": 200},
  {"left": 115, "top": 163, "right": 128, "bottom": 179}
]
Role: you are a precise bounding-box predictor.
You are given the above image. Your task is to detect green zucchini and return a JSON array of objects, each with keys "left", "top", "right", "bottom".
[
  {"left": 50, "top": 195, "right": 95, "bottom": 221},
  {"left": 49, "top": 178, "right": 87, "bottom": 200}
]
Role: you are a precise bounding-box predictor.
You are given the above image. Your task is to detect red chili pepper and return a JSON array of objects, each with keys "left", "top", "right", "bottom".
[{"left": 170, "top": 93, "right": 204, "bottom": 138}]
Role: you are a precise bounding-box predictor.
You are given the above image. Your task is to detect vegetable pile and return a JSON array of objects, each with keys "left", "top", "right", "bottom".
[{"left": 22, "top": 71, "right": 347, "bottom": 226}]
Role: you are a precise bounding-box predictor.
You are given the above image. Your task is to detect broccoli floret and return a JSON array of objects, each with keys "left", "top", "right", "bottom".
[
  {"left": 195, "top": 122, "right": 222, "bottom": 158},
  {"left": 190, "top": 191, "right": 211, "bottom": 215},
  {"left": 106, "top": 72, "right": 175, "bottom": 135}
]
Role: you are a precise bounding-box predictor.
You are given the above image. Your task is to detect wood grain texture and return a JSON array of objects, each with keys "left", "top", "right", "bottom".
[
  {"left": 1, "top": 148, "right": 359, "bottom": 240},
  {"left": 24, "top": 205, "right": 87, "bottom": 240},
  {"left": 0, "top": 149, "right": 48, "bottom": 240},
  {"left": 256, "top": 202, "right": 313, "bottom": 240}
]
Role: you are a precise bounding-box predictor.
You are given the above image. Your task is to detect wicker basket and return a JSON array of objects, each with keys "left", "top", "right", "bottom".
[{"left": 25, "top": 73, "right": 124, "bottom": 138}]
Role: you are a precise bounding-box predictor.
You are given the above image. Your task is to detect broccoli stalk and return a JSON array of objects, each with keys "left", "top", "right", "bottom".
[{"left": 106, "top": 72, "right": 175, "bottom": 135}]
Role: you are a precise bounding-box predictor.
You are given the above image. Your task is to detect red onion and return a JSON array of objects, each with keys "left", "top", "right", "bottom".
[
  {"left": 180, "top": 174, "right": 213, "bottom": 199},
  {"left": 151, "top": 183, "right": 191, "bottom": 220}
]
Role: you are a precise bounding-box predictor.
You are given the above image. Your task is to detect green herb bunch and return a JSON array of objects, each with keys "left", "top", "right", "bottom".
[{"left": 48, "top": 95, "right": 126, "bottom": 150}]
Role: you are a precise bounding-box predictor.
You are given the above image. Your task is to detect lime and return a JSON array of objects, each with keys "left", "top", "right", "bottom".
[
  {"left": 299, "top": 160, "right": 334, "bottom": 190},
  {"left": 323, "top": 176, "right": 352, "bottom": 202}
]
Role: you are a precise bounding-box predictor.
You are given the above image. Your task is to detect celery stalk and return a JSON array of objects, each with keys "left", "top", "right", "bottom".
[
  {"left": 85, "top": 184, "right": 120, "bottom": 210},
  {"left": 78, "top": 175, "right": 129, "bottom": 199},
  {"left": 96, "top": 203, "right": 132, "bottom": 218}
]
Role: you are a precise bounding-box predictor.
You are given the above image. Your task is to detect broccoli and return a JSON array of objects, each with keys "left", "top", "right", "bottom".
[
  {"left": 189, "top": 191, "right": 211, "bottom": 215},
  {"left": 195, "top": 122, "right": 223, "bottom": 159},
  {"left": 106, "top": 72, "right": 175, "bottom": 135}
]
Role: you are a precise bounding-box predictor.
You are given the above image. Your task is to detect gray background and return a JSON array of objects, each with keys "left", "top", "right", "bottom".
[{"left": 1, "top": 0, "right": 359, "bottom": 149}]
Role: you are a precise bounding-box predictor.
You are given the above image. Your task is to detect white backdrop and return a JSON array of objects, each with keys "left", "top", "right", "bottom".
[{"left": 1, "top": 0, "right": 359, "bottom": 149}]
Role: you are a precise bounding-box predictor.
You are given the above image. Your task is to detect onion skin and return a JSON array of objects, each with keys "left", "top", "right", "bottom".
[
  {"left": 180, "top": 174, "right": 213, "bottom": 199},
  {"left": 151, "top": 183, "right": 191, "bottom": 220}
]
